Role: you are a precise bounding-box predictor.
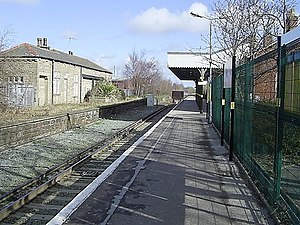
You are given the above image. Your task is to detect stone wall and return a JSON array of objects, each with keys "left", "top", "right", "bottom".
[
  {"left": 0, "top": 59, "right": 38, "bottom": 107},
  {"left": 0, "top": 99, "right": 146, "bottom": 150},
  {"left": 99, "top": 99, "right": 147, "bottom": 118},
  {"left": 1, "top": 58, "right": 112, "bottom": 107},
  {"left": 51, "top": 61, "right": 82, "bottom": 105}
]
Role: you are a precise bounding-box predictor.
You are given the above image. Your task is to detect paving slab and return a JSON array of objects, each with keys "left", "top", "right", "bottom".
[{"left": 50, "top": 96, "right": 274, "bottom": 225}]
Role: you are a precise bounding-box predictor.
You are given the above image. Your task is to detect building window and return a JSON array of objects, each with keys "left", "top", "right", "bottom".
[
  {"left": 19, "top": 76, "right": 24, "bottom": 83},
  {"left": 53, "top": 72, "right": 60, "bottom": 95},
  {"left": 8, "top": 77, "right": 15, "bottom": 83},
  {"left": 8, "top": 76, "right": 24, "bottom": 84}
]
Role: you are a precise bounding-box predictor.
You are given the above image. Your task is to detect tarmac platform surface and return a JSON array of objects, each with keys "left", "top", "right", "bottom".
[{"left": 48, "top": 96, "right": 274, "bottom": 225}]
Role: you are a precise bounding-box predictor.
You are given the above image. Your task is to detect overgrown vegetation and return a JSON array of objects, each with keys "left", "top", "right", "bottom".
[
  {"left": 0, "top": 97, "right": 143, "bottom": 126},
  {"left": 252, "top": 103, "right": 300, "bottom": 173},
  {"left": 283, "top": 123, "right": 300, "bottom": 165},
  {"left": 88, "top": 80, "right": 125, "bottom": 101}
]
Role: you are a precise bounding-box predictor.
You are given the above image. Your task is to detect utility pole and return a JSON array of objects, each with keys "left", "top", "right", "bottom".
[{"left": 190, "top": 12, "right": 215, "bottom": 123}]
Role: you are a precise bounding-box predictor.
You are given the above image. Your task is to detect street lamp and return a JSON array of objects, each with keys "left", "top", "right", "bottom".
[{"left": 190, "top": 12, "right": 214, "bottom": 123}]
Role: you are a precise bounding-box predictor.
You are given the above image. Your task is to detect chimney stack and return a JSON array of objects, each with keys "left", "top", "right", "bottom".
[{"left": 37, "top": 37, "right": 48, "bottom": 48}]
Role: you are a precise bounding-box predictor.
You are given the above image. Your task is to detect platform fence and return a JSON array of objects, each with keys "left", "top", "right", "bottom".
[{"left": 211, "top": 35, "right": 300, "bottom": 224}]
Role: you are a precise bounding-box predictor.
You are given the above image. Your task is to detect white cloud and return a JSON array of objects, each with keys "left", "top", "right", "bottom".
[
  {"left": 90, "top": 53, "right": 118, "bottom": 70},
  {"left": 0, "top": 0, "right": 39, "bottom": 4},
  {"left": 127, "top": 2, "right": 209, "bottom": 34}
]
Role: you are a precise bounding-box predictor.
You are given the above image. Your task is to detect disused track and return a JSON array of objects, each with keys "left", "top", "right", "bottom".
[{"left": 0, "top": 105, "right": 172, "bottom": 224}]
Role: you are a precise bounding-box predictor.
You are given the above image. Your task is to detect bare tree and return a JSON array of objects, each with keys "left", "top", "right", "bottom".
[
  {"left": 0, "top": 27, "right": 13, "bottom": 52},
  {"left": 0, "top": 28, "right": 32, "bottom": 109},
  {"left": 158, "top": 79, "right": 173, "bottom": 96},
  {"left": 0, "top": 28, "right": 14, "bottom": 109},
  {"left": 123, "top": 50, "right": 163, "bottom": 97},
  {"left": 211, "top": 0, "right": 298, "bottom": 61},
  {"left": 123, "top": 50, "right": 144, "bottom": 96},
  {"left": 143, "top": 58, "right": 164, "bottom": 94}
]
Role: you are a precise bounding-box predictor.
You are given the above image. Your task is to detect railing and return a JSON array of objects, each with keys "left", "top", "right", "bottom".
[{"left": 211, "top": 34, "right": 300, "bottom": 224}]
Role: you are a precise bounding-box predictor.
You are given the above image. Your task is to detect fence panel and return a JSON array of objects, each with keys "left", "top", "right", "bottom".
[
  {"left": 211, "top": 36, "right": 300, "bottom": 224},
  {"left": 212, "top": 75, "right": 222, "bottom": 131},
  {"left": 279, "top": 40, "right": 300, "bottom": 223},
  {"left": 235, "top": 51, "right": 279, "bottom": 204}
]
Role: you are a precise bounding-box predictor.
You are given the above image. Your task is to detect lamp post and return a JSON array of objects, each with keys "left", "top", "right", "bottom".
[{"left": 190, "top": 12, "right": 214, "bottom": 123}]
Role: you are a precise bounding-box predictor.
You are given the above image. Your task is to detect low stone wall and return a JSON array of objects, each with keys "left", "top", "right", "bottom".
[
  {"left": 0, "top": 99, "right": 146, "bottom": 150},
  {"left": 99, "top": 98, "right": 147, "bottom": 118}
]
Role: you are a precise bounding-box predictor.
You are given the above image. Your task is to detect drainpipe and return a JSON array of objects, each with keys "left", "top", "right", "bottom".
[
  {"left": 51, "top": 60, "right": 55, "bottom": 105},
  {"left": 79, "top": 67, "right": 82, "bottom": 103}
]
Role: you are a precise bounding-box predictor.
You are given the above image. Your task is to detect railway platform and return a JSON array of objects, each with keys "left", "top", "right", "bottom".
[{"left": 48, "top": 96, "right": 274, "bottom": 225}]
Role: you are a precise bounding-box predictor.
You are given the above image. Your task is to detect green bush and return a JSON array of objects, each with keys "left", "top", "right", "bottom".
[{"left": 90, "top": 80, "right": 124, "bottom": 100}]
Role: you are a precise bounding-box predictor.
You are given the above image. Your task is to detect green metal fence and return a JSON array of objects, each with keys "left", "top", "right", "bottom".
[
  {"left": 212, "top": 76, "right": 231, "bottom": 144},
  {"left": 211, "top": 36, "right": 300, "bottom": 224},
  {"left": 212, "top": 75, "right": 222, "bottom": 131}
]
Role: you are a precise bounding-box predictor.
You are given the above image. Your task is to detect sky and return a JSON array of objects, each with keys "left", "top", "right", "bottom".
[{"left": 0, "top": 0, "right": 299, "bottom": 87}]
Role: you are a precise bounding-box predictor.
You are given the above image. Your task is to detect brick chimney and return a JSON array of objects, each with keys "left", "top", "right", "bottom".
[{"left": 37, "top": 37, "right": 48, "bottom": 48}]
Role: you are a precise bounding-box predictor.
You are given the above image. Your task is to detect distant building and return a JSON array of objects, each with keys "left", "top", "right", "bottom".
[
  {"left": 112, "top": 78, "right": 134, "bottom": 97},
  {"left": 286, "top": 9, "right": 299, "bottom": 33},
  {"left": 0, "top": 38, "right": 112, "bottom": 107}
]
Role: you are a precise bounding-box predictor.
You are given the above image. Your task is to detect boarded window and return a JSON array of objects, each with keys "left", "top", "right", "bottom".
[
  {"left": 53, "top": 72, "right": 60, "bottom": 95},
  {"left": 0, "top": 84, "right": 34, "bottom": 107}
]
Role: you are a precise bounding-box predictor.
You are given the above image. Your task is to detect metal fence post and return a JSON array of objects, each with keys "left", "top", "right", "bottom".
[
  {"left": 274, "top": 36, "right": 285, "bottom": 203},
  {"left": 221, "top": 67, "right": 225, "bottom": 146},
  {"left": 229, "top": 55, "right": 236, "bottom": 161}
]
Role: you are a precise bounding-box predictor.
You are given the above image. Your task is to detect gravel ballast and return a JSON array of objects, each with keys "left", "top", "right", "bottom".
[{"left": 0, "top": 106, "right": 161, "bottom": 195}]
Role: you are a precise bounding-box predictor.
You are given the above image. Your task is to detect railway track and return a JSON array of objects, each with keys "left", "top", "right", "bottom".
[{"left": 0, "top": 105, "right": 171, "bottom": 224}]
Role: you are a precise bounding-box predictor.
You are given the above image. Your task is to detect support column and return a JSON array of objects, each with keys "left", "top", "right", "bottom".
[{"left": 195, "top": 80, "right": 203, "bottom": 113}]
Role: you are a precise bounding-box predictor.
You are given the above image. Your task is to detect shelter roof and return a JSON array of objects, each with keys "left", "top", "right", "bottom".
[{"left": 167, "top": 51, "right": 225, "bottom": 81}]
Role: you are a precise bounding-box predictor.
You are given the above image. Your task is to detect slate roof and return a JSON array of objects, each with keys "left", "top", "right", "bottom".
[{"left": 1, "top": 43, "right": 112, "bottom": 74}]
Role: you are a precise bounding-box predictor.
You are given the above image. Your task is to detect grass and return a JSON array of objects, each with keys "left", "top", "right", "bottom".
[
  {"left": 0, "top": 95, "right": 173, "bottom": 127},
  {"left": 0, "top": 97, "right": 142, "bottom": 126}
]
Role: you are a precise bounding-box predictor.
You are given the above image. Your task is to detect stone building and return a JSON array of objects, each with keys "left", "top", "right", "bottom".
[{"left": 0, "top": 38, "right": 112, "bottom": 107}]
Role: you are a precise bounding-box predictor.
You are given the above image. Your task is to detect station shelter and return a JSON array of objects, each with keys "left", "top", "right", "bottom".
[{"left": 167, "top": 51, "right": 223, "bottom": 114}]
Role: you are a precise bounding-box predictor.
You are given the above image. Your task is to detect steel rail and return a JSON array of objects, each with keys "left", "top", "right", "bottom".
[{"left": 0, "top": 105, "right": 170, "bottom": 221}]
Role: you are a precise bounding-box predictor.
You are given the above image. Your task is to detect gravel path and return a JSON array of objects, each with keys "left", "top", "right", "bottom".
[{"left": 0, "top": 106, "right": 160, "bottom": 195}]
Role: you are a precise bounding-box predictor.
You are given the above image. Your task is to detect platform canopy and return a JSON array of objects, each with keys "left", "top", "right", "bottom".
[{"left": 167, "top": 51, "right": 225, "bottom": 82}]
